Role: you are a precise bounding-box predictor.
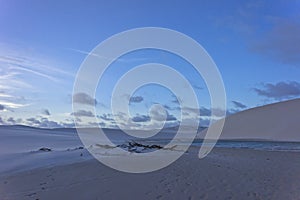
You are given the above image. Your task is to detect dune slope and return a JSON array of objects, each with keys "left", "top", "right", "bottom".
[{"left": 200, "top": 98, "right": 300, "bottom": 141}]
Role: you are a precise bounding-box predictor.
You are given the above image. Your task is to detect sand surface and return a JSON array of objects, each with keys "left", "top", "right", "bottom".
[
  {"left": 199, "top": 98, "right": 300, "bottom": 141},
  {"left": 1, "top": 99, "right": 300, "bottom": 199},
  {"left": 1, "top": 147, "right": 300, "bottom": 200}
]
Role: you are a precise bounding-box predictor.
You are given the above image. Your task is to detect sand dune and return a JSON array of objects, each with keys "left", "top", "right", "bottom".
[
  {"left": 1, "top": 100, "right": 300, "bottom": 199},
  {"left": 199, "top": 98, "right": 300, "bottom": 141}
]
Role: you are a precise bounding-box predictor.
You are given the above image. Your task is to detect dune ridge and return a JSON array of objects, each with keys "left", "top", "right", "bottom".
[{"left": 199, "top": 98, "right": 300, "bottom": 142}]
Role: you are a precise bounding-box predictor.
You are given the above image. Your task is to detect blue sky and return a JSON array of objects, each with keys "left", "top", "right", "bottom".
[{"left": 0, "top": 0, "right": 300, "bottom": 128}]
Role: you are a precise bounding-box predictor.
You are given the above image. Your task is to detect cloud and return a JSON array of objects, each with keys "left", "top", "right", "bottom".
[
  {"left": 39, "top": 118, "right": 62, "bottom": 128},
  {"left": 0, "top": 46, "right": 74, "bottom": 113},
  {"left": 129, "top": 96, "right": 144, "bottom": 103},
  {"left": 0, "top": 117, "right": 23, "bottom": 126},
  {"left": 67, "top": 48, "right": 148, "bottom": 63},
  {"left": 0, "top": 93, "right": 27, "bottom": 112},
  {"left": 26, "top": 117, "right": 62, "bottom": 128},
  {"left": 0, "top": 101, "right": 26, "bottom": 109},
  {"left": 0, "top": 70, "right": 32, "bottom": 90},
  {"left": 98, "top": 114, "right": 114, "bottom": 121},
  {"left": 98, "top": 122, "right": 106, "bottom": 127},
  {"left": 0, "top": 92, "right": 13, "bottom": 98},
  {"left": 163, "top": 104, "right": 180, "bottom": 111},
  {"left": 26, "top": 117, "right": 41, "bottom": 125},
  {"left": 181, "top": 106, "right": 208, "bottom": 116},
  {"left": 150, "top": 105, "right": 177, "bottom": 121},
  {"left": 171, "top": 94, "right": 182, "bottom": 104},
  {"left": 253, "top": 81, "right": 300, "bottom": 99},
  {"left": 73, "top": 92, "right": 97, "bottom": 106},
  {"left": 0, "top": 116, "right": 74, "bottom": 128},
  {"left": 232, "top": 101, "right": 247, "bottom": 109},
  {"left": 7, "top": 117, "right": 16, "bottom": 124},
  {"left": 71, "top": 110, "right": 95, "bottom": 117},
  {"left": 213, "top": 1, "right": 300, "bottom": 66},
  {"left": 6, "top": 117, "right": 22, "bottom": 124},
  {"left": 183, "top": 106, "right": 234, "bottom": 117},
  {"left": 41, "top": 109, "right": 51, "bottom": 115},
  {"left": 252, "top": 20, "right": 300, "bottom": 66},
  {"left": 60, "top": 122, "right": 75, "bottom": 128},
  {"left": 0, "top": 49, "right": 74, "bottom": 81},
  {"left": 131, "top": 115, "right": 151, "bottom": 122},
  {"left": 0, "top": 70, "right": 31, "bottom": 109},
  {"left": 165, "top": 113, "right": 177, "bottom": 121},
  {"left": 9, "top": 66, "right": 60, "bottom": 82}
]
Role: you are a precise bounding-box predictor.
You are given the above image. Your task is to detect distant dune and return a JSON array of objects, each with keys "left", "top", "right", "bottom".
[{"left": 199, "top": 98, "right": 300, "bottom": 142}]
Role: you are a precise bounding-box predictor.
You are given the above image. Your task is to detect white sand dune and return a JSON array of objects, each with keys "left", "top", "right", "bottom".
[
  {"left": 199, "top": 98, "right": 300, "bottom": 141},
  {"left": 0, "top": 125, "right": 91, "bottom": 175},
  {"left": 0, "top": 125, "right": 183, "bottom": 175}
]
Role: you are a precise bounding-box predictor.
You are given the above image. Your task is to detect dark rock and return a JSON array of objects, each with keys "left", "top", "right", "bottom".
[
  {"left": 39, "top": 147, "right": 52, "bottom": 152},
  {"left": 118, "top": 141, "right": 163, "bottom": 153}
]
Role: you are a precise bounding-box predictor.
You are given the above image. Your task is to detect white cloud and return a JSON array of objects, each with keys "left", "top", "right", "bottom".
[{"left": 0, "top": 101, "right": 27, "bottom": 109}]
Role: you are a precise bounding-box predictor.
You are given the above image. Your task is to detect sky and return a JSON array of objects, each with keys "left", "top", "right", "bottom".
[{"left": 0, "top": 0, "right": 300, "bottom": 129}]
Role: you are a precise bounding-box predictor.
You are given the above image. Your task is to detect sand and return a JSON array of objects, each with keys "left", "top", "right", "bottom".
[
  {"left": 1, "top": 147, "right": 300, "bottom": 200},
  {"left": 199, "top": 98, "right": 300, "bottom": 141}
]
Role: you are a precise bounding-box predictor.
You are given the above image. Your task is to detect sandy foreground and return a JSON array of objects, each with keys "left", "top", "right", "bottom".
[
  {"left": 1, "top": 147, "right": 300, "bottom": 200},
  {"left": 1, "top": 99, "right": 300, "bottom": 199}
]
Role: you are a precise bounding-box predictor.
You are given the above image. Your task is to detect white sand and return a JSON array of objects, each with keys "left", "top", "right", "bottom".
[
  {"left": 1, "top": 147, "right": 300, "bottom": 200},
  {"left": 199, "top": 98, "right": 300, "bottom": 141},
  {"left": 0, "top": 126, "right": 90, "bottom": 175}
]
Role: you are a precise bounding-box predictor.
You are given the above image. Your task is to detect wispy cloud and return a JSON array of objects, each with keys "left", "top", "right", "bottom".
[
  {"left": 67, "top": 48, "right": 109, "bottom": 59},
  {"left": 0, "top": 44, "right": 75, "bottom": 111},
  {"left": 0, "top": 44, "right": 74, "bottom": 87},
  {"left": 67, "top": 47, "right": 148, "bottom": 63},
  {"left": 0, "top": 71, "right": 32, "bottom": 90},
  {"left": 232, "top": 100, "right": 247, "bottom": 109},
  {"left": 0, "top": 100, "right": 28, "bottom": 109},
  {"left": 0, "top": 93, "right": 13, "bottom": 98},
  {"left": 0, "top": 53, "right": 74, "bottom": 78},
  {"left": 8, "top": 66, "right": 60, "bottom": 82}
]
